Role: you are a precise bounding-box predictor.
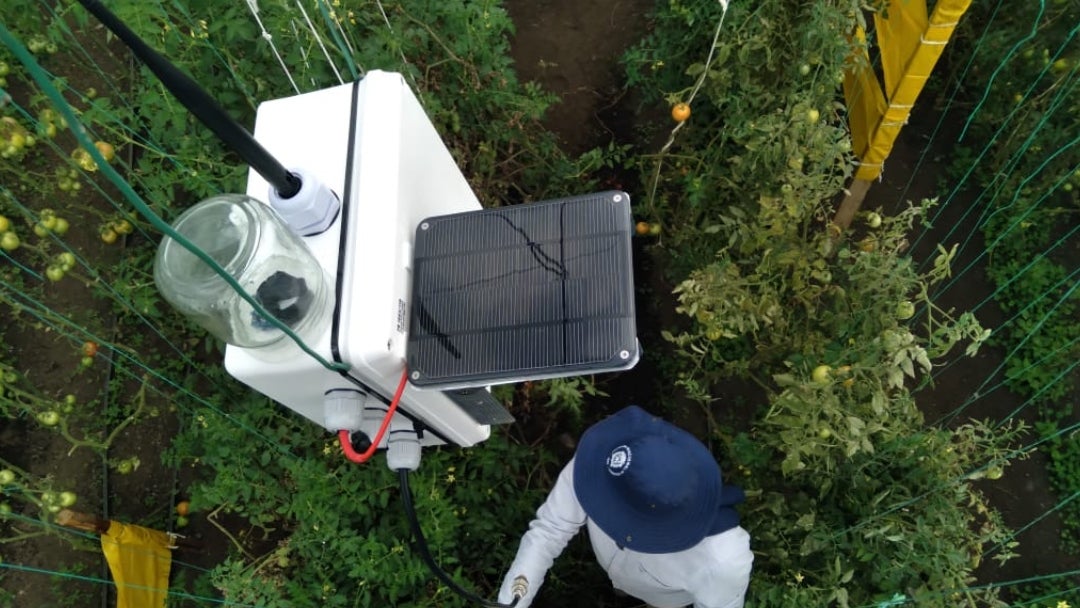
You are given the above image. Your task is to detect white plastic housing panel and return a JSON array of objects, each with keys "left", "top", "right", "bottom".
[{"left": 223, "top": 71, "right": 491, "bottom": 447}]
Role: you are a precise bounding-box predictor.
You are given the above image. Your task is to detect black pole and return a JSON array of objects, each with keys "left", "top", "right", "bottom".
[{"left": 77, "top": 0, "right": 301, "bottom": 198}]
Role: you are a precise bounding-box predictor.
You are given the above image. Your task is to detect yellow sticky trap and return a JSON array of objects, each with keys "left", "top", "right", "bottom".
[{"left": 100, "top": 521, "right": 173, "bottom": 608}]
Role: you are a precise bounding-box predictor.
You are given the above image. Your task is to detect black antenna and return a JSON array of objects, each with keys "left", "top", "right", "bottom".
[{"left": 77, "top": 0, "right": 301, "bottom": 198}]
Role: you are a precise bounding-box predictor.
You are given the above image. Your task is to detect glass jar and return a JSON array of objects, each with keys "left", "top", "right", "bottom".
[{"left": 154, "top": 194, "right": 332, "bottom": 353}]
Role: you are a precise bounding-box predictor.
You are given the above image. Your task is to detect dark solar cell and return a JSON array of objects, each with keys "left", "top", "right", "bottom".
[{"left": 407, "top": 191, "right": 638, "bottom": 388}]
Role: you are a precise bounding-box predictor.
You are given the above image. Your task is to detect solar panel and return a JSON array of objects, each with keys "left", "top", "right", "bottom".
[{"left": 407, "top": 191, "right": 638, "bottom": 388}]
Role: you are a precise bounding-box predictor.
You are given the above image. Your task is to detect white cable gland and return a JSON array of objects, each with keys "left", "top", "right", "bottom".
[
  {"left": 269, "top": 167, "right": 340, "bottom": 236},
  {"left": 386, "top": 416, "right": 421, "bottom": 471},
  {"left": 323, "top": 389, "right": 367, "bottom": 431}
]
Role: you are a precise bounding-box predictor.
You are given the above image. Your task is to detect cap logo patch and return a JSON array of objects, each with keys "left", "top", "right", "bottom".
[{"left": 606, "top": 445, "right": 632, "bottom": 476}]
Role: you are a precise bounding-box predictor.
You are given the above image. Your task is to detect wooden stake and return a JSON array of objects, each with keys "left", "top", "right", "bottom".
[
  {"left": 55, "top": 509, "right": 202, "bottom": 551},
  {"left": 56, "top": 509, "right": 110, "bottom": 534},
  {"left": 833, "top": 178, "right": 873, "bottom": 231}
]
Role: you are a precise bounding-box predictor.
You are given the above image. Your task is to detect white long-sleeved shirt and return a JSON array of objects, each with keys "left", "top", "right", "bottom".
[{"left": 499, "top": 460, "right": 753, "bottom": 608}]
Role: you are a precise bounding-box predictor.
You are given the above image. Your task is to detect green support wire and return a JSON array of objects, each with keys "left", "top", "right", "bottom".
[
  {"left": 957, "top": 0, "right": 1047, "bottom": 142},
  {"left": 924, "top": 263, "right": 1080, "bottom": 396},
  {"left": 928, "top": 336, "right": 1080, "bottom": 427},
  {"left": 0, "top": 562, "right": 255, "bottom": 607},
  {"left": 891, "top": 0, "right": 1005, "bottom": 209},
  {"left": 910, "top": 22, "right": 1078, "bottom": 257},
  {"left": 0, "top": 21, "right": 349, "bottom": 375},
  {"left": 834, "top": 415, "right": 1080, "bottom": 545},
  {"left": 0, "top": 276, "right": 305, "bottom": 461},
  {"left": 915, "top": 70, "right": 1078, "bottom": 276},
  {"left": 852, "top": 570, "right": 1080, "bottom": 608},
  {"left": 986, "top": 488, "right": 1080, "bottom": 560},
  {"left": 0, "top": 510, "right": 212, "bottom": 575}
]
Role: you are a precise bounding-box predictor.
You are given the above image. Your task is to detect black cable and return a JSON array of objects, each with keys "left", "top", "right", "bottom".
[
  {"left": 75, "top": 0, "right": 301, "bottom": 198},
  {"left": 397, "top": 469, "right": 521, "bottom": 608}
]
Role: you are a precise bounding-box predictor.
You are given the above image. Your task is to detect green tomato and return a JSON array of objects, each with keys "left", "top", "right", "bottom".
[
  {"left": 811, "top": 365, "right": 832, "bottom": 384},
  {"left": 59, "top": 491, "right": 77, "bottom": 507},
  {"left": 53, "top": 217, "right": 69, "bottom": 235},
  {"left": 817, "top": 428, "right": 832, "bottom": 439},
  {"left": 896, "top": 301, "right": 916, "bottom": 320},
  {"left": 175, "top": 515, "right": 189, "bottom": 528},
  {"left": 41, "top": 491, "right": 58, "bottom": 505},
  {"left": 45, "top": 266, "right": 65, "bottom": 282},
  {"left": 0, "top": 214, "right": 9, "bottom": 232},
  {"left": 37, "top": 411, "right": 61, "bottom": 426},
  {"left": 0, "top": 231, "right": 18, "bottom": 252},
  {"left": 58, "top": 252, "right": 76, "bottom": 270},
  {"left": 0, "top": 469, "right": 15, "bottom": 485},
  {"left": 0, "top": 502, "right": 11, "bottom": 515}
]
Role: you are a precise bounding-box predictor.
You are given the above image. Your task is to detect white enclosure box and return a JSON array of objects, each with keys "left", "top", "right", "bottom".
[{"left": 223, "top": 71, "right": 494, "bottom": 447}]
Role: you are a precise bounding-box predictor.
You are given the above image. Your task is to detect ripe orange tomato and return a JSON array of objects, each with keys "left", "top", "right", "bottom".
[
  {"left": 94, "top": 141, "right": 116, "bottom": 163},
  {"left": 635, "top": 221, "right": 651, "bottom": 236},
  {"left": 671, "top": 103, "right": 691, "bottom": 123}
]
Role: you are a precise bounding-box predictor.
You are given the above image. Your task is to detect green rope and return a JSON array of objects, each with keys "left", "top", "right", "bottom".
[
  {"left": 853, "top": 570, "right": 1080, "bottom": 607},
  {"left": 987, "top": 487, "right": 1080, "bottom": 559},
  {"left": 0, "top": 21, "right": 349, "bottom": 373},
  {"left": 0, "top": 250, "right": 43, "bottom": 281},
  {"left": 834, "top": 416, "right": 1080, "bottom": 540},
  {"left": 969, "top": 224, "right": 1080, "bottom": 314},
  {"left": 0, "top": 66, "right": 222, "bottom": 218},
  {"left": 892, "top": 0, "right": 1006, "bottom": 209},
  {"left": 0, "top": 277, "right": 304, "bottom": 461},
  {"left": 0, "top": 510, "right": 212, "bottom": 574},
  {"left": 957, "top": 0, "right": 1046, "bottom": 141},
  {"left": 911, "top": 24, "right": 1077, "bottom": 255},
  {"left": 927, "top": 262, "right": 1080, "bottom": 387},
  {"left": 0, "top": 561, "right": 254, "bottom": 606},
  {"left": 915, "top": 68, "right": 1078, "bottom": 274},
  {"left": 931, "top": 59, "right": 1078, "bottom": 274},
  {"left": 927, "top": 335, "right": 1080, "bottom": 427},
  {"left": 0, "top": 185, "right": 236, "bottom": 397},
  {"left": 990, "top": 356, "right": 1080, "bottom": 428},
  {"left": 929, "top": 144, "right": 1079, "bottom": 297},
  {"left": 1009, "top": 586, "right": 1080, "bottom": 608}
]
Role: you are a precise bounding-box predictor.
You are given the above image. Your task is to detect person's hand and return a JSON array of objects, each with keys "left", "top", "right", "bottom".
[{"left": 498, "top": 569, "right": 540, "bottom": 607}]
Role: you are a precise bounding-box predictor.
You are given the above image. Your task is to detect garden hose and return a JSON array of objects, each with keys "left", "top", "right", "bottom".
[{"left": 397, "top": 469, "right": 522, "bottom": 608}]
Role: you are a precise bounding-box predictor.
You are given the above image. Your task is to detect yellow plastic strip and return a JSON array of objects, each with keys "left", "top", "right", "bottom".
[
  {"left": 101, "top": 522, "right": 173, "bottom": 608},
  {"left": 843, "top": 27, "right": 887, "bottom": 163},
  {"left": 852, "top": 0, "right": 972, "bottom": 181}
]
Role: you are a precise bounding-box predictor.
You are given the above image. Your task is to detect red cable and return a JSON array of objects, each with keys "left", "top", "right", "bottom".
[{"left": 338, "top": 369, "right": 410, "bottom": 464}]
